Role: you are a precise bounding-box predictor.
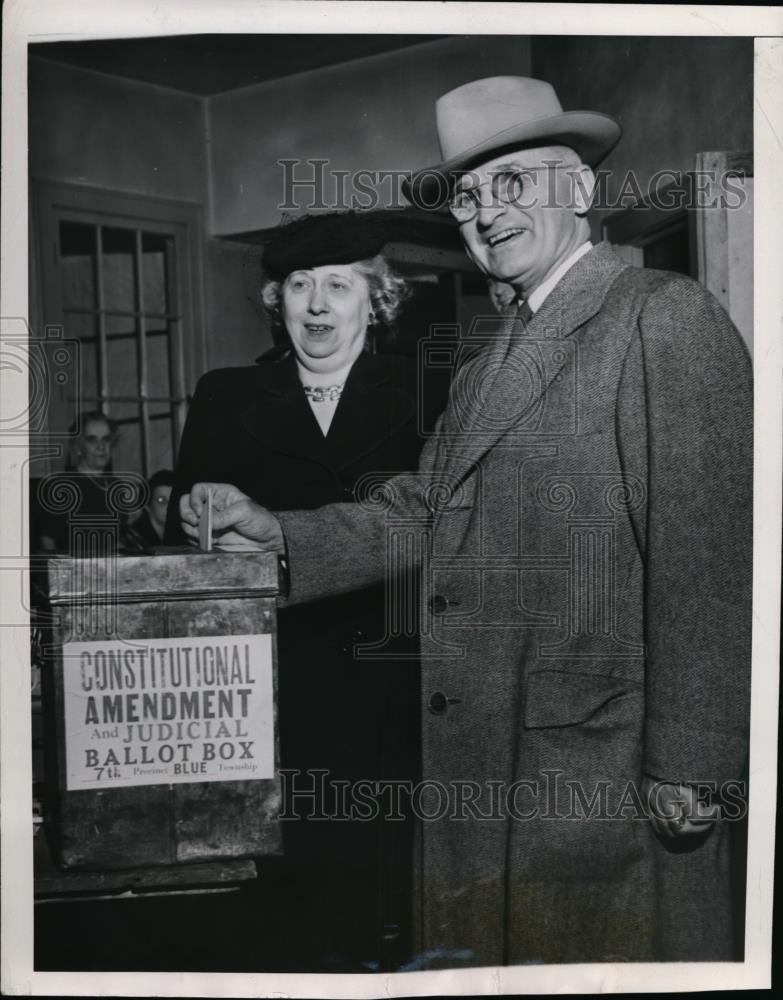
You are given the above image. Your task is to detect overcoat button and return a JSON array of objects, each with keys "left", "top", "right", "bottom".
[
  {"left": 428, "top": 691, "right": 448, "bottom": 715},
  {"left": 430, "top": 594, "right": 449, "bottom": 615}
]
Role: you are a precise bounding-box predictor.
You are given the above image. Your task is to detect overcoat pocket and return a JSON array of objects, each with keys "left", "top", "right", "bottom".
[{"left": 523, "top": 669, "right": 642, "bottom": 729}]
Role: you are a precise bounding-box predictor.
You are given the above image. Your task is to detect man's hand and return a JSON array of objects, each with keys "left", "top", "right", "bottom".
[
  {"left": 179, "top": 482, "right": 286, "bottom": 553},
  {"left": 642, "top": 774, "right": 718, "bottom": 839}
]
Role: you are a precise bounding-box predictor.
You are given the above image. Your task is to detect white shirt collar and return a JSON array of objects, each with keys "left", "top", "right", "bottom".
[{"left": 525, "top": 241, "right": 593, "bottom": 314}]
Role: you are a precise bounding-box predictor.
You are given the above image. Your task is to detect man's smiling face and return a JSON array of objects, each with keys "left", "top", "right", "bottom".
[{"left": 456, "top": 146, "right": 592, "bottom": 295}]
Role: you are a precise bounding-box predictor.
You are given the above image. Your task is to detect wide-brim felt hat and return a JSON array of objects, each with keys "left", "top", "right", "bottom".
[
  {"left": 402, "top": 76, "right": 621, "bottom": 208},
  {"left": 263, "top": 211, "right": 390, "bottom": 281}
]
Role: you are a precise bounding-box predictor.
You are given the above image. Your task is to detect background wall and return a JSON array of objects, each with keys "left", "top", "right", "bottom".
[
  {"left": 29, "top": 35, "right": 755, "bottom": 376},
  {"left": 531, "top": 36, "right": 754, "bottom": 236},
  {"left": 28, "top": 57, "right": 276, "bottom": 370},
  {"left": 206, "top": 36, "right": 533, "bottom": 235},
  {"left": 204, "top": 240, "right": 270, "bottom": 370},
  {"left": 28, "top": 57, "right": 207, "bottom": 202}
]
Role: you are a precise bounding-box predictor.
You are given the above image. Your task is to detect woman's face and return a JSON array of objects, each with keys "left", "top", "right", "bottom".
[
  {"left": 281, "top": 264, "right": 371, "bottom": 374},
  {"left": 77, "top": 418, "right": 113, "bottom": 472},
  {"left": 147, "top": 483, "right": 172, "bottom": 535}
]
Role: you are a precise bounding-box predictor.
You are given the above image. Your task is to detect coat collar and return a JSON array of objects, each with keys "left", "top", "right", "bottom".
[
  {"left": 441, "top": 242, "right": 628, "bottom": 485},
  {"left": 239, "top": 350, "right": 415, "bottom": 470},
  {"left": 254, "top": 347, "right": 395, "bottom": 397},
  {"left": 526, "top": 240, "right": 627, "bottom": 338}
]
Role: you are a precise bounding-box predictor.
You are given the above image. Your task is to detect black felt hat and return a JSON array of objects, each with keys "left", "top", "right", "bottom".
[{"left": 262, "top": 211, "right": 390, "bottom": 281}]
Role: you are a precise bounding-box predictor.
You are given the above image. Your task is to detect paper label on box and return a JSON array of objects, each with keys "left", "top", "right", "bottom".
[{"left": 62, "top": 634, "right": 274, "bottom": 790}]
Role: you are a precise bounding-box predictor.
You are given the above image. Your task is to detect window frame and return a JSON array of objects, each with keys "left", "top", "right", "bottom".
[{"left": 31, "top": 179, "right": 207, "bottom": 476}]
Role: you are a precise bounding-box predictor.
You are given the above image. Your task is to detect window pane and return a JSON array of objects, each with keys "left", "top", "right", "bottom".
[
  {"left": 60, "top": 222, "right": 96, "bottom": 310},
  {"left": 105, "top": 313, "right": 137, "bottom": 339},
  {"left": 63, "top": 313, "right": 99, "bottom": 406},
  {"left": 111, "top": 410, "right": 142, "bottom": 474},
  {"left": 142, "top": 232, "right": 170, "bottom": 315},
  {"left": 106, "top": 335, "right": 139, "bottom": 402},
  {"left": 40, "top": 335, "right": 91, "bottom": 431},
  {"left": 102, "top": 227, "right": 137, "bottom": 312},
  {"left": 148, "top": 412, "right": 174, "bottom": 473},
  {"left": 76, "top": 340, "right": 99, "bottom": 410},
  {"left": 146, "top": 315, "right": 169, "bottom": 335},
  {"left": 146, "top": 331, "right": 171, "bottom": 401}
]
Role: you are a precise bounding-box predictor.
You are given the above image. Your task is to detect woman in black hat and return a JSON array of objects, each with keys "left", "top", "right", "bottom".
[{"left": 166, "top": 212, "right": 422, "bottom": 972}]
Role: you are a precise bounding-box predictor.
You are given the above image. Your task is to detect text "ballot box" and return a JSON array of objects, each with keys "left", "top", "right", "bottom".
[{"left": 41, "top": 551, "right": 282, "bottom": 870}]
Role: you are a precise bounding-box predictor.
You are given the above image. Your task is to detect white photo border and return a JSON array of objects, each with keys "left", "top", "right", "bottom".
[{"left": 2, "top": 2, "right": 780, "bottom": 995}]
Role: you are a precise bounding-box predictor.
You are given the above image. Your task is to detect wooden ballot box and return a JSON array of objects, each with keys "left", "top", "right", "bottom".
[{"left": 40, "top": 551, "right": 281, "bottom": 870}]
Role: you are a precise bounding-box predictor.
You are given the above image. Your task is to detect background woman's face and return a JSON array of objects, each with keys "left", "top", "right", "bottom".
[
  {"left": 147, "top": 484, "right": 172, "bottom": 534},
  {"left": 77, "top": 418, "right": 112, "bottom": 472},
  {"left": 281, "top": 264, "right": 371, "bottom": 374}
]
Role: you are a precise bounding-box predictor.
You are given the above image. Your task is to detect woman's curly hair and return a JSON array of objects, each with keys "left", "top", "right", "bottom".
[{"left": 260, "top": 255, "right": 411, "bottom": 329}]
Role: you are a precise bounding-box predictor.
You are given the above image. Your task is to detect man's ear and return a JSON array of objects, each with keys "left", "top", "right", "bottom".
[{"left": 571, "top": 164, "right": 596, "bottom": 216}]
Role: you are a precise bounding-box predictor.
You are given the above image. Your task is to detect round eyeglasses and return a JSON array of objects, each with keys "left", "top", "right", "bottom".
[
  {"left": 448, "top": 170, "right": 530, "bottom": 222},
  {"left": 448, "top": 165, "right": 573, "bottom": 223}
]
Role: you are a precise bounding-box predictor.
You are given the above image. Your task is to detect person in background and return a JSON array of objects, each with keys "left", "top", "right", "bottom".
[
  {"left": 123, "top": 469, "right": 175, "bottom": 551},
  {"left": 36, "top": 410, "right": 129, "bottom": 554},
  {"left": 166, "top": 211, "right": 424, "bottom": 972}
]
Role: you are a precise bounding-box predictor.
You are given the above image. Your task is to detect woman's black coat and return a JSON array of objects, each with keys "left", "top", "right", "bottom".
[{"left": 166, "top": 349, "right": 424, "bottom": 968}]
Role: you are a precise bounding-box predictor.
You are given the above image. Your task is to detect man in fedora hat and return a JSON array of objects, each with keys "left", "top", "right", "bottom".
[{"left": 179, "top": 77, "right": 752, "bottom": 966}]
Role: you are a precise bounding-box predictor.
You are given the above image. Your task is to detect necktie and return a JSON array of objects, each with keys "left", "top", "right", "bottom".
[{"left": 516, "top": 299, "right": 534, "bottom": 324}]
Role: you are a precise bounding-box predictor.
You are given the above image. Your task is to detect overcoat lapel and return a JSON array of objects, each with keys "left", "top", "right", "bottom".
[
  {"left": 238, "top": 355, "right": 330, "bottom": 466},
  {"left": 325, "top": 352, "right": 416, "bottom": 470},
  {"left": 441, "top": 242, "right": 628, "bottom": 486}
]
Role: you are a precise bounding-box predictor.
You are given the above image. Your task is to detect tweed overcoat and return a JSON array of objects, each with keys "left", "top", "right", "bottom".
[
  {"left": 166, "top": 349, "right": 424, "bottom": 965},
  {"left": 278, "top": 243, "right": 753, "bottom": 966}
]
